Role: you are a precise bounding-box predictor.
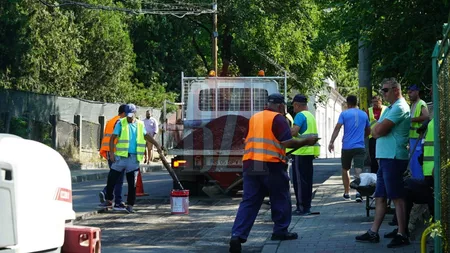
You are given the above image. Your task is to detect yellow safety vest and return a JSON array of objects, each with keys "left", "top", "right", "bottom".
[
  {"left": 291, "top": 111, "right": 320, "bottom": 156},
  {"left": 422, "top": 119, "right": 434, "bottom": 176},
  {"left": 115, "top": 118, "right": 146, "bottom": 162},
  {"left": 409, "top": 99, "right": 427, "bottom": 138},
  {"left": 368, "top": 106, "right": 387, "bottom": 138}
]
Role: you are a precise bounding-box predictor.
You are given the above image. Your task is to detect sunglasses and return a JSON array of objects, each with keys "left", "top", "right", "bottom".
[{"left": 380, "top": 87, "right": 393, "bottom": 93}]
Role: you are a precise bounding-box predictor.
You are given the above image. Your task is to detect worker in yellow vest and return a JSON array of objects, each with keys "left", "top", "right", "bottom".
[
  {"left": 367, "top": 96, "right": 387, "bottom": 173},
  {"left": 407, "top": 85, "right": 429, "bottom": 179},
  {"left": 384, "top": 118, "right": 435, "bottom": 239},
  {"left": 290, "top": 94, "right": 320, "bottom": 216},
  {"left": 98, "top": 104, "right": 126, "bottom": 207},
  {"left": 100, "top": 104, "right": 162, "bottom": 213}
]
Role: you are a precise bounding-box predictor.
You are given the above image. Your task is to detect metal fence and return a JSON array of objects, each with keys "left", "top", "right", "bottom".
[
  {"left": 432, "top": 22, "right": 450, "bottom": 253},
  {"left": 0, "top": 89, "right": 162, "bottom": 160}
]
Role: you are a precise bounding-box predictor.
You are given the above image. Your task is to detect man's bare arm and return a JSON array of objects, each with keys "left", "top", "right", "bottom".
[
  {"left": 412, "top": 105, "right": 430, "bottom": 123},
  {"left": 365, "top": 126, "right": 371, "bottom": 137},
  {"left": 144, "top": 134, "right": 162, "bottom": 153},
  {"left": 281, "top": 137, "right": 319, "bottom": 149},
  {"left": 291, "top": 125, "right": 300, "bottom": 137},
  {"left": 109, "top": 134, "right": 117, "bottom": 162},
  {"left": 372, "top": 119, "right": 395, "bottom": 139},
  {"left": 328, "top": 123, "right": 342, "bottom": 152}
]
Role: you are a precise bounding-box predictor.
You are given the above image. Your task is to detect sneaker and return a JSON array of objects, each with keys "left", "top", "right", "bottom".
[
  {"left": 384, "top": 228, "right": 398, "bottom": 238},
  {"left": 113, "top": 203, "right": 126, "bottom": 211},
  {"left": 98, "top": 191, "right": 105, "bottom": 203},
  {"left": 292, "top": 209, "right": 311, "bottom": 216},
  {"left": 125, "top": 205, "right": 136, "bottom": 213},
  {"left": 343, "top": 193, "right": 351, "bottom": 200},
  {"left": 387, "top": 234, "right": 410, "bottom": 248},
  {"left": 355, "top": 230, "right": 380, "bottom": 243},
  {"left": 271, "top": 232, "right": 298, "bottom": 241},
  {"left": 229, "top": 237, "right": 242, "bottom": 253},
  {"left": 98, "top": 200, "right": 112, "bottom": 208},
  {"left": 355, "top": 193, "right": 363, "bottom": 202}
]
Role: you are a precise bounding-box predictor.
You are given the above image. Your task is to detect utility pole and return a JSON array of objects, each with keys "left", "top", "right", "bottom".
[
  {"left": 358, "top": 38, "right": 372, "bottom": 112},
  {"left": 211, "top": 1, "right": 218, "bottom": 76}
]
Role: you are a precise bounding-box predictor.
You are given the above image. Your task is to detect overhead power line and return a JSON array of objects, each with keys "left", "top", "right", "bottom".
[{"left": 38, "top": 0, "right": 217, "bottom": 18}]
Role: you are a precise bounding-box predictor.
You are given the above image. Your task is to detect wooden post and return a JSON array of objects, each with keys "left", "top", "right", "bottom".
[
  {"left": 74, "top": 114, "right": 82, "bottom": 154},
  {"left": 98, "top": 115, "right": 105, "bottom": 150},
  {"left": 50, "top": 114, "right": 57, "bottom": 149}
]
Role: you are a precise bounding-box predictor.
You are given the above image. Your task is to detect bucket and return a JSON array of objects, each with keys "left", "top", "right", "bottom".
[{"left": 170, "top": 189, "right": 189, "bottom": 214}]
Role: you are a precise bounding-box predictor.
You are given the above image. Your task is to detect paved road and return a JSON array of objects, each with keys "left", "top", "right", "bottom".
[{"left": 73, "top": 159, "right": 340, "bottom": 252}]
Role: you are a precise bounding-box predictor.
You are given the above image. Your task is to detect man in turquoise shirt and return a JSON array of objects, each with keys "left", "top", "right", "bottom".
[{"left": 356, "top": 78, "right": 411, "bottom": 248}]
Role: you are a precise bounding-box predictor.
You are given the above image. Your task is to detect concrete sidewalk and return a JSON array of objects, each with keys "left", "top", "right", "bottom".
[{"left": 262, "top": 174, "right": 424, "bottom": 253}]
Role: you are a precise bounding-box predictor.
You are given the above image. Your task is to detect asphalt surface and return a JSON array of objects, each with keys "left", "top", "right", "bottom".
[{"left": 73, "top": 159, "right": 341, "bottom": 252}]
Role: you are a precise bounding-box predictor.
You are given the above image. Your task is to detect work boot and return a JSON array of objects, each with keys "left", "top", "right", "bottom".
[
  {"left": 271, "top": 232, "right": 298, "bottom": 241},
  {"left": 229, "top": 237, "right": 242, "bottom": 253}
]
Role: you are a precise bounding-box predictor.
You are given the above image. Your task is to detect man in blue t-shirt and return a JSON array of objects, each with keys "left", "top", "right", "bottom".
[{"left": 329, "top": 95, "right": 370, "bottom": 202}]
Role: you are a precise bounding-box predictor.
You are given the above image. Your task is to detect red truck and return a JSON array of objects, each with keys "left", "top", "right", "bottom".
[{"left": 166, "top": 72, "right": 287, "bottom": 196}]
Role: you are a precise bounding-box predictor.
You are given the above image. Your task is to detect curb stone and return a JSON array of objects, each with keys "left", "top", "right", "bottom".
[{"left": 71, "top": 163, "right": 164, "bottom": 183}]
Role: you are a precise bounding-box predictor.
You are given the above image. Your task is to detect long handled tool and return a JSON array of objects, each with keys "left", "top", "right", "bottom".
[{"left": 158, "top": 151, "right": 185, "bottom": 190}]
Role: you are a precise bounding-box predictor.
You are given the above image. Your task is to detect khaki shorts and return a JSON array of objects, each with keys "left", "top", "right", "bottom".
[{"left": 341, "top": 148, "right": 365, "bottom": 170}]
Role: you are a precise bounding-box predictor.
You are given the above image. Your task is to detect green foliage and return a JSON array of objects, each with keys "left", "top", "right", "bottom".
[
  {"left": 318, "top": 0, "right": 449, "bottom": 90},
  {"left": 7, "top": 0, "right": 445, "bottom": 107},
  {"left": 9, "top": 117, "right": 28, "bottom": 138}
]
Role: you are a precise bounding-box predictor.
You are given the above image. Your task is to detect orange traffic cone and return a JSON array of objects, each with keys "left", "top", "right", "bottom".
[
  {"left": 135, "top": 170, "right": 149, "bottom": 197},
  {"left": 126, "top": 170, "right": 149, "bottom": 197}
]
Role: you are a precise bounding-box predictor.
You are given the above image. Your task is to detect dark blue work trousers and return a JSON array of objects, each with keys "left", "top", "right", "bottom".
[
  {"left": 102, "top": 159, "right": 125, "bottom": 205},
  {"left": 231, "top": 163, "right": 292, "bottom": 240},
  {"left": 292, "top": 155, "right": 314, "bottom": 211}
]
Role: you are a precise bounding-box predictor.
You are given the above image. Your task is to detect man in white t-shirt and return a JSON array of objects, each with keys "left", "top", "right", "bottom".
[{"left": 143, "top": 110, "right": 159, "bottom": 164}]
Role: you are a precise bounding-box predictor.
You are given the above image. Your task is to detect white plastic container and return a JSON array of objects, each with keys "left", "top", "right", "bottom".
[{"left": 0, "top": 134, "right": 75, "bottom": 253}]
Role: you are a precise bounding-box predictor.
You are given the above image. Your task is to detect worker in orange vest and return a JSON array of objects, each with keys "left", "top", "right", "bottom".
[
  {"left": 98, "top": 104, "right": 126, "bottom": 209},
  {"left": 229, "top": 93, "right": 319, "bottom": 253}
]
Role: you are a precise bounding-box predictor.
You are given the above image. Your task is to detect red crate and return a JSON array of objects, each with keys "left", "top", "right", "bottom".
[{"left": 62, "top": 225, "right": 101, "bottom": 253}]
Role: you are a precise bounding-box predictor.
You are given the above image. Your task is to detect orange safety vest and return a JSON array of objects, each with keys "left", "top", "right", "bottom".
[
  {"left": 99, "top": 115, "right": 120, "bottom": 159},
  {"left": 243, "top": 110, "right": 287, "bottom": 164}
]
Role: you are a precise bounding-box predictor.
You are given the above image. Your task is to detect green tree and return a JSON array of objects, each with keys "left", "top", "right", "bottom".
[
  {"left": 0, "top": 0, "right": 86, "bottom": 96},
  {"left": 318, "top": 0, "right": 449, "bottom": 93}
]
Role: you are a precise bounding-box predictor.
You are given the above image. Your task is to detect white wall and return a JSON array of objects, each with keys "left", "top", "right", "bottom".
[{"left": 308, "top": 88, "right": 346, "bottom": 158}]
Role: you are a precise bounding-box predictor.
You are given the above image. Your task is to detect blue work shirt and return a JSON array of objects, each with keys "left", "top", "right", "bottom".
[
  {"left": 338, "top": 108, "right": 370, "bottom": 149},
  {"left": 376, "top": 98, "right": 410, "bottom": 160},
  {"left": 113, "top": 119, "right": 147, "bottom": 154},
  {"left": 293, "top": 112, "right": 307, "bottom": 135}
]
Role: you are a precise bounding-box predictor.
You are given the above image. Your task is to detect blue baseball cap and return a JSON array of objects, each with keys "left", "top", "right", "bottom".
[
  {"left": 125, "top": 104, "right": 137, "bottom": 117},
  {"left": 267, "top": 93, "right": 286, "bottom": 104},
  {"left": 292, "top": 94, "right": 308, "bottom": 103},
  {"left": 408, "top": 84, "right": 420, "bottom": 91}
]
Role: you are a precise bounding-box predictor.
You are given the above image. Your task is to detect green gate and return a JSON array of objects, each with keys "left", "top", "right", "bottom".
[{"left": 432, "top": 22, "right": 450, "bottom": 253}]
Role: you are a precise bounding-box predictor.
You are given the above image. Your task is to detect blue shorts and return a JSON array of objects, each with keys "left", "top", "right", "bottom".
[
  {"left": 374, "top": 159, "right": 408, "bottom": 199},
  {"left": 111, "top": 154, "right": 140, "bottom": 173}
]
